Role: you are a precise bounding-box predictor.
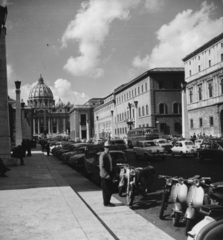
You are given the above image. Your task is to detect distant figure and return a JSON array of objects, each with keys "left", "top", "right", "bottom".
[
  {"left": 0, "top": 158, "right": 11, "bottom": 177},
  {"left": 45, "top": 142, "right": 50, "bottom": 156},
  {"left": 27, "top": 139, "right": 32, "bottom": 156},
  {"left": 21, "top": 139, "right": 27, "bottom": 157}
]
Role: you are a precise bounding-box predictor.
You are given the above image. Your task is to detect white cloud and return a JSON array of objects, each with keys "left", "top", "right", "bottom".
[
  {"left": 62, "top": 0, "right": 140, "bottom": 78},
  {"left": 51, "top": 78, "right": 89, "bottom": 105},
  {"left": 132, "top": 1, "right": 223, "bottom": 69},
  {"left": 144, "top": 0, "right": 165, "bottom": 13}
]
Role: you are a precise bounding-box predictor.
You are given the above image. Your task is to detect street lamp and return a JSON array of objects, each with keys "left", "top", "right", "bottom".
[
  {"left": 21, "top": 99, "right": 25, "bottom": 108},
  {"left": 181, "top": 81, "right": 187, "bottom": 92},
  {"left": 15, "top": 81, "right": 21, "bottom": 90},
  {"left": 126, "top": 102, "right": 134, "bottom": 130}
]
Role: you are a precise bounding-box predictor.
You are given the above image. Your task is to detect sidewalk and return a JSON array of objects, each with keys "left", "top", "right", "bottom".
[{"left": 0, "top": 147, "right": 175, "bottom": 240}]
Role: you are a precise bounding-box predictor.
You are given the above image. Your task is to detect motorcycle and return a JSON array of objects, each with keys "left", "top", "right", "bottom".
[
  {"left": 159, "top": 175, "right": 199, "bottom": 224},
  {"left": 184, "top": 177, "right": 212, "bottom": 235},
  {"left": 187, "top": 183, "right": 223, "bottom": 240},
  {"left": 125, "top": 163, "right": 155, "bottom": 206}
]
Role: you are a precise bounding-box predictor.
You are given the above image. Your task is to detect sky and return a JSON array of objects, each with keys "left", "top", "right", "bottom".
[{"left": 2, "top": 0, "right": 223, "bottom": 105}]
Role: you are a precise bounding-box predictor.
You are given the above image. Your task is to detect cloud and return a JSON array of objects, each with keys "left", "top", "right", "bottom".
[
  {"left": 62, "top": 0, "right": 140, "bottom": 78},
  {"left": 144, "top": 0, "right": 165, "bottom": 13},
  {"left": 51, "top": 78, "right": 89, "bottom": 105},
  {"left": 132, "top": 1, "right": 223, "bottom": 69}
]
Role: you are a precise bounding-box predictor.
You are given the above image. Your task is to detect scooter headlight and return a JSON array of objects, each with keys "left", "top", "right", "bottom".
[{"left": 166, "top": 178, "right": 172, "bottom": 186}]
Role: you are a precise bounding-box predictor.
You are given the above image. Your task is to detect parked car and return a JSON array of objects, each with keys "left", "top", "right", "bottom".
[
  {"left": 197, "top": 140, "right": 223, "bottom": 163},
  {"left": 50, "top": 141, "right": 62, "bottom": 153},
  {"left": 69, "top": 145, "right": 104, "bottom": 171},
  {"left": 85, "top": 150, "right": 128, "bottom": 187},
  {"left": 133, "top": 140, "right": 166, "bottom": 161},
  {"left": 153, "top": 139, "right": 173, "bottom": 153},
  {"left": 171, "top": 140, "right": 197, "bottom": 157}
]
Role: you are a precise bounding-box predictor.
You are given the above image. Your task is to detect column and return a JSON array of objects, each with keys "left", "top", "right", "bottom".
[
  {"left": 134, "top": 101, "right": 138, "bottom": 128},
  {"left": 43, "top": 110, "right": 46, "bottom": 132},
  {"left": 57, "top": 118, "right": 59, "bottom": 133},
  {"left": 182, "top": 85, "right": 190, "bottom": 138},
  {"left": 63, "top": 118, "right": 66, "bottom": 134},
  {"left": 15, "top": 82, "right": 22, "bottom": 146},
  {"left": 86, "top": 113, "right": 90, "bottom": 141},
  {"left": 38, "top": 118, "right": 40, "bottom": 134},
  {"left": 33, "top": 118, "right": 36, "bottom": 134},
  {"left": 110, "top": 110, "right": 114, "bottom": 138},
  {"left": 48, "top": 118, "right": 51, "bottom": 134},
  {"left": 0, "top": 7, "right": 12, "bottom": 163}
]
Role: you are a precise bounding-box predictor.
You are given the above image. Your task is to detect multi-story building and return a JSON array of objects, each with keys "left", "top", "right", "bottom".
[
  {"left": 69, "top": 98, "right": 103, "bottom": 141},
  {"left": 182, "top": 33, "right": 223, "bottom": 137},
  {"left": 94, "top": 68, "right": 184, "bottom": 139}
]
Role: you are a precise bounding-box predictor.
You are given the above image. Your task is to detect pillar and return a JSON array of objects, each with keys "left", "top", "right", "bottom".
[
  {"left": 0, "top": 7, "right": 11, "bottom": 163},
  {"left": 57, "top": 118, "right": 59, "bottom": 133},
  {"left": 33, "top": 118, "right": 36, "bottom": 134},
  {"left": 15, "top": 82, "right": 22, "bottom": 146},
  {"left": 182, "top": 86, "right": 190, "bottom": 139},
  {"left": 38, "top": 118, "right": 40, "bottom": 134},
  {"left": 48, "top": 118, "right": 51, "bottom": 134}
]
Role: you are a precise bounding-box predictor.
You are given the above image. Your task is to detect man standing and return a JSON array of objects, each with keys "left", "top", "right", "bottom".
[{"left": 99, "top": 141, "right": 115, "bottom": 207}]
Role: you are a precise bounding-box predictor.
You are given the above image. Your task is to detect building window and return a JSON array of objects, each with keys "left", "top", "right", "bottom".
[
  {"left": 189, "top": 61, "right": 191, "bottom": 65},
  {"left": 198, "top": 65, "right": 200, "bottom": 72},
  {"left": 221, "top": 42, "right": 223, "bottom": 48},
  {"left": 189, "top": 88, "right": 193, "bottom": 103},
  {"left": 198, "top": 55, "right": 200, "bottom": 60},
  {"left": 132, "top": 109, "right": 134, "bottom": 118},
  {"left": 141, "top": 85, "right": 143, "bottom": 93},
  {"left": 209, "top": 60, "right": 211, "bottom": 67},
  {"left": 159, "top": 81, "right": 164, "bottom": 89},
  {"left": 146, "top": 105, "right": 148, "bottom": 115},
  {"left": 145, "top": 83, "right": 147, "bottom": 91},
  {"left": 172, "top": 80, "right": 178, "bottom": 89},
  {"left": 159, "top": 103, "right": 167, "bottom": 114},
  {"left": 173, "top": 102, "right": 180, "bottom": 114},
  {"left": 142, "top": 106, "right": 144, "bottom": 116},
  {"left": 135, "top": 89, "right": 136, "bottom": 96},
  {"left": 138, "top": 86, "right": 140, "bottom": 94},
  {"left": 129, "top": 91, "right": 131, "bottom": 98},
  {"left": 190, "top": 119, "right": 193, "bottom": 129},
  {"left": 221, "top": 79, "right": 223, "bottom": 94},
  {"left": 210, "top": 116, "right": 214, "bottom": 126},
  {"left": 198, "top": 84, "right": 202, "bottom": 100},
  {"left": 174, "top": 122, "right": 182, "bottom": 132},
  {"left": 132, "top": 90, "right": 134, "bottom": 97},
  {"left": 208, "top": 81, "right": 213, "bottom": 98},
  {"left": 189, "top": 70, "right": 192, "bottom": 76},
  {"left": 221, "top": 53, "right": 223, "bottom": 62},
  {"left": 199, "top": 118, "right": 203, "bottom": 127},
  {"left": 139, "top": 107, "right": 141, "bottom": 117}
]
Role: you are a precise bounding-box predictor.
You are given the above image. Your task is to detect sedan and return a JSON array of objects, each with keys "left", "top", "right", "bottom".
[
  {"left": 85, "top": 150, "right": 128, "bottom": 187},
  {"left": 171, "top": 140, "right": 197, "bottom": 157},
  {"left": 133, "top": 140, "right": 166, "bottom": 161}
]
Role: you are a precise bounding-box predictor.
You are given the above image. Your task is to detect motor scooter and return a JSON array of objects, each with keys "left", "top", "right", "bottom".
[
  {"left": 187, "top": 183, "right": 223, "bottom": 240},
  {"left": 184, "top": 177, "right": 211, "bottom": 235}
]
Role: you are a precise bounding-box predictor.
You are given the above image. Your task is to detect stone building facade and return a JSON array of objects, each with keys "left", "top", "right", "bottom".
[
  {"left": 94, "top": 68, "right": 184, "bottom": 139},
  {"left": 182, "top": 33, "right": 223, "bottom": 137}
]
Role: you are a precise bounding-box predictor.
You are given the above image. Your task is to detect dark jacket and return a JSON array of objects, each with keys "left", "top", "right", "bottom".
[{"left": 99, "top": 152, "right": 113, "bottom": 179}]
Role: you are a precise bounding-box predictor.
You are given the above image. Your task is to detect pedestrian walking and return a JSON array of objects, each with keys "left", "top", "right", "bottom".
[
  {"left": 27, "top": 139, "right": 32, "bottom": 156},
  {"left": 99, "top": 140, "right": 115, "bottom": 207},
  {"left": 45, "top": 141, "right": 50, "bottom": 156}
]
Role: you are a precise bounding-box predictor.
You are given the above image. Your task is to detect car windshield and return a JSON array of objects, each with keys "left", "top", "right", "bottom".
[
  {"left": 112, "top": 140, "right": 125, "bottom": 145},
  {"left": 144, "top": 142, "right": 156, "bottom": 147},
  {"left": 185, "top": 142, "right": 194, "bottom": 146},
  {"left": 110, "top": 153, "right": 127, "bottom": 163},
  {"left": 158, "top": 140, "right": 167, "bottom": 144}
]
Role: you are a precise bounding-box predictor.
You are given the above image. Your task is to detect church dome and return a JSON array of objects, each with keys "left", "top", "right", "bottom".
[{"left": 29, "top": 75, "right": 53, "bottom": 101}]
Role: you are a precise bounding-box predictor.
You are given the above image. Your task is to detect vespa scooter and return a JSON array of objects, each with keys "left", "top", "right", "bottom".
[
  {"left": 184, "top": 177, "right": 211, "bottom": 235},
  {"left": 187, "top": 183, "right": 223, "bottom": 240}
]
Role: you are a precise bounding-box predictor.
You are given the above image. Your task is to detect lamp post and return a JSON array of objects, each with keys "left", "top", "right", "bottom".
[
  {"left": 127, "top": 103, "right": 134, "bottom": 130},
  {"left": 134, "top": 101, "right": 138, "bottom": 128},
  {"left": 15, "top": 81, "right": 23, "bottom": 146},
  {"left": 110, "top": 110, "right": 114, "bottom": 138},
  {"left": 181, "top": 81, "right": 190, "bottom": 139}
]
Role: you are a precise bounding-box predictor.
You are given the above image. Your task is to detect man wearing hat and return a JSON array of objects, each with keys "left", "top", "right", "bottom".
[{"left": 99, "top": 140, "right": 115, "bottom": 207}]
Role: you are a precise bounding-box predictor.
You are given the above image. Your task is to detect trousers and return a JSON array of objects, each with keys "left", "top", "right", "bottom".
[{"left": 101, "top": 178, "right": 113, "bottom": 205}]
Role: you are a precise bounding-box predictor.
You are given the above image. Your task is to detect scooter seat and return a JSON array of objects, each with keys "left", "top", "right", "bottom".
[{"left": 200, "top": 205, "right": 223, "bottom": 217}]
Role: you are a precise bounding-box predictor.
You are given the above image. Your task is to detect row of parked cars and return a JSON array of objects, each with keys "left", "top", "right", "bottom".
[{"left": 51, "top": 141, "right": 129, "bottom": 187}]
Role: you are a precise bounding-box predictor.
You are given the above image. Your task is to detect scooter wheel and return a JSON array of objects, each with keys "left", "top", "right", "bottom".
[{"left": 172, "top": 212, "right": 180, "bottom": 227}]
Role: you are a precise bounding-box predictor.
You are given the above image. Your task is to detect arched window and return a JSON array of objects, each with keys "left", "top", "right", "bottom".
[{"left": 173, "top": 102, "right": 178, "bottom": 114}]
